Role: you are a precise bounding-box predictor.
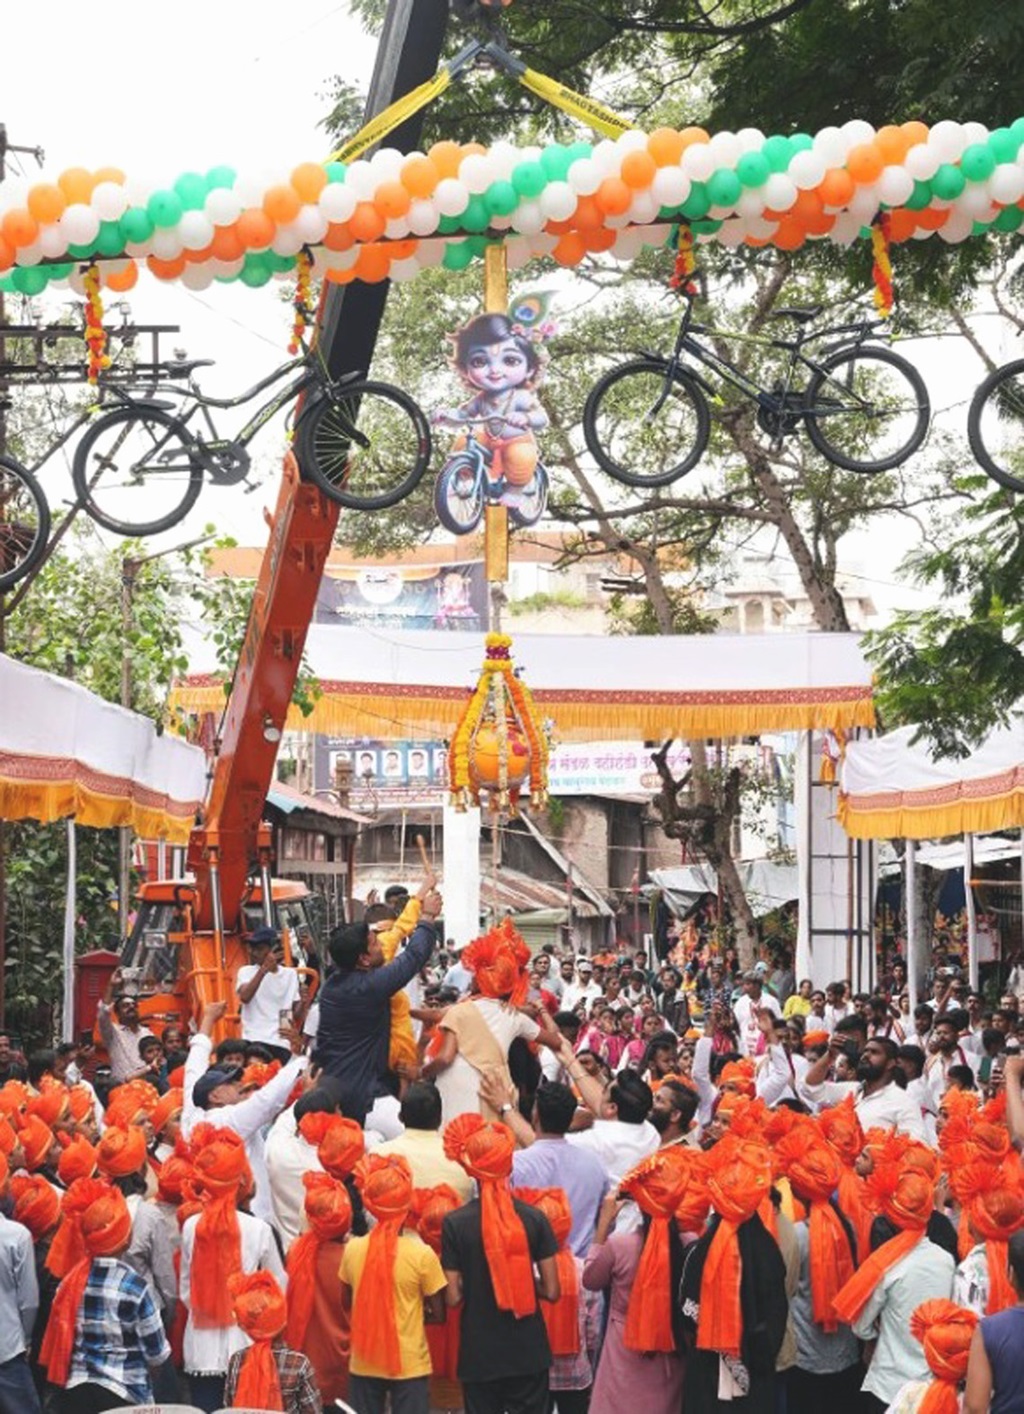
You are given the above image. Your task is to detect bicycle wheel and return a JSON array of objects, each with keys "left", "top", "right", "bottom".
[
  {"left": 0, "top": 456, "right": 50, "bottom": 592},
  {"left": 297, "top": 381, "right": 431, "bottom": 511},
  {"left": 433, "top": 456, "right": 484, "bottom": 535},
  {"left": 968, "top": 358, "right": 1024, "bottom": 493},
  {"left": 72, "top": 405, "right": 203, "bottom": 536},
  {"left": 583, "top": 359, "right": 711, "bottom": 487},
  {"left": 508, "top": 463, "right": 550, "bottom": 528},
  {"left": 804, "top": 345, "right": 930, "bottom": 473}
]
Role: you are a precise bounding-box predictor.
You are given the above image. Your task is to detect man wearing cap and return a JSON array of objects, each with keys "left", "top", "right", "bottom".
[
  {"left": 236, "top": 926, "right": 301, "bottom": 1065},
  {"left": 561, "top": 958, "right": 602, "bottom": 1015},
  {"left": 733, "top": 968, "right": 782, "bottom": 1059}
]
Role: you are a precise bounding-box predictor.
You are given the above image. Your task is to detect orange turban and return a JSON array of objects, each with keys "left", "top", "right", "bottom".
[
  {"left": 956, "top": 1162, "right": 1024, "bottom": 1316},
  {"left": 619, "top": 1152, "right": 690, "bottom": 1354},
  {"left": 156, "top": 1146, "right": 193, "bottom": 1206},
  {"left": 190, "top": 1124, "right": 248, "bottom": 1327},
  {"left": 41, "top": 1184, "right": 132, "bottom": 1387},
  {"left": 105, "top": 1080, "right": 159, "bottom": 1128},
  {"left": 19, "top": 1115, "right": 55, "bottom": 1172},
  {"left": 514, "top": 1187, "right": 578, "bottom": 1356},
  {"left": 229, "top": 1272, "right": 287, "bottom": 1413},
  {"left": 803, "top": 1029, "right": 830, "bottom": 1049},
  {"left": 0, "top": 1081, "right": 28, "bottom": 1117},
  {"left": 301, "top": 1114, "right": 365, "bottom": 1179},
  {"left": 462, "top": 918, "right": 531, "bottom": 1005},
  {"left": 910, "top": 1299, "right": 978, "bottom": 1414},
  {"left": 150, "top": 1087, "right": 183, "bottom": 1138},
  {"left": 11, "top": 1173, "right": 60, "bottom": 1238},
  {"left": 818, "top": 1093, "right": 864, "bottom": 1167},
  {"left": 414, "top": 1184, "right": 463, "bottom": 1254},
  {"left": 718, "top": 1060, "right": 756, "bottom": 1098},
  {"left": 47, "top": 1177, "right": 112, "bottom": 1278},
  {"left": 242, "top": 1060, "right": 281, "bottom": 1089},
  {"left": 350, "top": 1154, "right": 414, "bottom": 1378},
  {"left": 0, "top": 1152, "right": 8, "bottom": 1190},
  {"left": 286, "top": 1173, "right": 353, "bottom": 1349},
  {"left": 57, "top": 1134, "right": 98, "bottom": 1186},
  {"left": 445, "top": 1114, "right": 537, "bottom": 1319},
  {"left": 672, "top": 1149, "right": 712, "bottom": 1233},
  {"left": 0, "top": 1116, "right": 17, "bottom": 1156},
  {"left": 96, "top": 1123, "right": 147, "bottom": 1179},
  {"left": 697, "top": 1137, "right": 773, "bottom": 1358},
  {"left": 66, "top": 1086, "right": 95, "bottom": 1124},
  {"left": 833, "top": 1167, "right": 932, "bottom": 1324},
  {"left": 775, "top": 1130, "right": 854, "bottom": 1331},
  {"left": 28, "top": 1084, "right": 68, "bottom": 1128}
]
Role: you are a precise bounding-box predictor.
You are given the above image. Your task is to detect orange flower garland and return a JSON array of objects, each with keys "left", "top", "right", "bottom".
[
  {"left": 82, "top": 263, "right": 111, "bottom": 383},
  {"left": 288, "top": 248, "right": 314, "bottom": 356},
  {"left": 871, "top": 213, "right": 893, "bottom": 319}
]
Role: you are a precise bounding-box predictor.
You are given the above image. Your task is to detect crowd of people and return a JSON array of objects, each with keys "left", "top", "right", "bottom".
[{"left": 0, "top": 873, "right": 1022, "bottom": 1414}]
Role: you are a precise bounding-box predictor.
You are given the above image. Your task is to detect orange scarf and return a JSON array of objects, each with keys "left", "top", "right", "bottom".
[
  {"left": 832, "top": 1169, "right": 932, "bottom": 1324},
  {"left": 514, "top": 1187, "right": 579, "bottom": 1355},
  {"left": 40, "top": 1185, "right": 132, "bottom": 1387},
  {"left": 286, "top": 1172, "right": 352, "bottom": 1348},
  {"left": 189, "top": 1125, "right": 248, "bottom": 1328},
  {"left": 910, "top": 1298, "right": 977, "bottom": 1414},
  {"left": 696, "top": 1139, "right": 772, "bottom": 1358},
  {"left": 47, "top": 1176, "right": 111, "bottom": 1278},
  {"left": 968, "top": 1186, "right": 1024, "bottom": 1315},
  {"left": 619, "top": 1152, "right": 689, "bottom": 1353},
  {"left": 351, "top": 1154, "right": 413, "bottom": 1377},
  {"left": 776, "top": 1132, "right": 854, "bottom": 1331},
  {"left": 230, "top": 1272, "right": 287, "bottom": 1412},
  {"left": 444, "top": 1114, "right": 536, "bottom": 1317}
]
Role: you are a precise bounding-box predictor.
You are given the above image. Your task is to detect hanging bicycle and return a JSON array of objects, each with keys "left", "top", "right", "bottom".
[{"left": 967, "top": 358, "right": 1024, "bottom": 493}]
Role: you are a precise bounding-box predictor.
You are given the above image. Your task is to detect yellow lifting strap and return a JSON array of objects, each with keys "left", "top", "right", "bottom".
[
  {"left": 517, "top": 68, "right": 633, "bottom": 138},
  {"left": 325, "top": 67, "right": 453, "bottom": 165}
]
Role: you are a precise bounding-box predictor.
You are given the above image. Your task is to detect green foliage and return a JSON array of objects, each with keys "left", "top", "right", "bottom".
[{"left": 508, "top": 589, "right": 587, "bottom": 615}]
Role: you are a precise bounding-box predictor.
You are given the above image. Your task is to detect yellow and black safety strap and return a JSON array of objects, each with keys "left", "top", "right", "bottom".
[{"left": 517, "top": 67, "right": 633, "bottom": 138}]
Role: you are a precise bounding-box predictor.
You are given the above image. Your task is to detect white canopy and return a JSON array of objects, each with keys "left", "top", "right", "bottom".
[{"left": 650, "top": 860, "right": 799, "bottom": 917}]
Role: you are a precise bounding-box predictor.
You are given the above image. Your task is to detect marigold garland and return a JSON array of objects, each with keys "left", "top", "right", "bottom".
[
  {"left": 288, "top": 247, "right": 313, "bottom": 355},
  {"left": 871, "top": 213, "right": 893, "bottom": 318},
  {"left": 82, "top": 263, "right": 111, "bottom": 383},
  {"left": 669, "top": 222, "right": 699, "bottom": 296}
]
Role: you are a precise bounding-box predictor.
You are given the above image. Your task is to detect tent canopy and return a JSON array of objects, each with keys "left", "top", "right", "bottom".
[
  {"left": 173, "top": 627, "right": 874, "bottom": 742},
  {"left": 0, "top": 654, "right": 207, "bottom": 844},
  {"left": 839, "top": 719, "right": 1024, "bottom": 841},
  {"left": 649, "top": 860, "right": 799, "bottom": 918}
]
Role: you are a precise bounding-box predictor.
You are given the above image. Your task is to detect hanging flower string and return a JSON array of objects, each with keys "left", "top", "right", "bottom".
[
  {"left": 871, "top": 212, "right": 894, "bottom": 318},
  {"left": 449, "top": 632, "right": 550, "bottom": 814},
  {"left": 288, "top": 247, "right": 314, "bottom": 355},
  {"left": 82, "top": 263, "right": 110, "bottom": 383},
  {"left": 669, "top": 222, "right": 699, "bottom": 297}
]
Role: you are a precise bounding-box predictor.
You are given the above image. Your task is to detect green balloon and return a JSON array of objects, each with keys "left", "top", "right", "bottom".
[
  {"left": 995, "top": 205, "right": 1023, "bottom": 232},
  {"left": 680, "top": 181, "right": 710, "bottom": 219},
  {"left": 147, "top": 190, "right": 183, "bottom": 228},
  {"left": 324, "top": 162, "right": 347, "bottom": 183},
  {"left": 206, "top": 165, "right": 237, "bottom": 190},
  {"left": 95, "top": 221, "right": 124, "bottom": 257},
  {"left": 48, "top": 262, "right": 73, "bottom": 278},
  {"left": 437, "top": 215, "right": 461, "bottom": 235},
  {"left": 461, "top": 196, "right": 490, "bottom": 233},
  {"left": 706, "top": 168, "right": 742, "bottom": 207},
  {"left": 484, "top": 181, "right": 518, "bottom": 217},
  {"left": 789, "top": 133, "right": 814, "bottom": 153},
  {"left": 540, "top": 145, "right": 572, "bottom": 181},
  {"left": 905, "top": 179, "right": 932, "bottom": 210},
  {"left": 11, "top": 266, "right": 48, "bottom": 295},
  {"left": 174, "top": 172, "right": 208, "bottom": 210},
  {"left": 736, "top": 152, "right": 770, "bottom": 187},
  {"left": 762, "top": 135, "right": 792, "bottom": 172},
  {"left": 971, "top": 219, "right": 993, "bottom": 234},
  {"left": 265, "top": 252, "right": 294, "bottom": 273},
  {"left": 239, "top": 256, "right": 272, "bottom": 287},
  {"left": 931, "top": 164, "right": 965, "bottom": 200},
  {"left": 442, "top": 241, "right": 475, "bottom": 271},
  {"left": 467, "top": 236, "right": 490, "bottom": 256},
  {"left": 691, "top": 217, "right": 722, "bottom": 234},
  {"left": 1011, "top": 117, "right": 1024, "bottom": 143},
  {"left": 511, "top": 162, "right": 546, "bottom": 199},
  {"left": 961, "top": 144, "right": 996, "bottom": 183},
  {"left": 120, "top": 207, "right": 154, "bottom": 243},
  {"left": 565, "top": 142, "right": 592, "bottom": 165},
  {"left": 67, "top": 242, "right": 97, "bottom": 260},
  {"left": 989, "top": 129, "right": 1019, "bottom": 163}
]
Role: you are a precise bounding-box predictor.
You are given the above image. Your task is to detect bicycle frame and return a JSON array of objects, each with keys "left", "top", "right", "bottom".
[{"left": 175, "top": 362, "right": 318, "bottom": 454}]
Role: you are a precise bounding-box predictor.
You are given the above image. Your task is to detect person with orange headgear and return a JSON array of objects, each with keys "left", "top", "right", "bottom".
[
  {"left": 286, "top": 1171, "right": 353, "bottom": 1406},
  {"left": 40, "top": 1181, "right": 172, "bottom": 1411},
  {"left": 96, "top": 1122, "right": 178, "bottom": 1323},
  {"left": 951, "top": 1164, "right": 1024, "bottom": 1317},
  {"left": 964, "top": 1228, "right": 1024, "bottom": 1413},
  {"left": 833, "top": 1162, "right": 955, "bottom": 1411},
  {"left": 440, "top": 1115, "right": 560, "bottom": 1414},
  {"left": 582, "top": 1153, "right": 685, "bottom": 1414},
  {"left": 0, "top": 1154, "right": 42, "bottom": 1414},
  {"left": 265, "top": 1084, "right": 345, "bottom": 1246},
  {"left": 425, "top": 917, "right": 561, "bottom": 1126},
  {"left": 11, "top": 1172, "right": 61, "bottom": 1401},
  {"left": 223, "top": 1271, "right": 321, "bottom": 1414},
  {"left": 340, "top": 1153, "right": 446, "bottom": 1414},
  {"left": 883, "top": 1297, "right": 978, "bottom": 1414},
  {"left": 179, "top": 1123, "right": 287, "bottom": 1413},
  {"left": 679, "top": 1135, "right": 788, "bottom": 1412},
  {"left": 414, "top": 1184, "right": 464, "bottom": 1411}
]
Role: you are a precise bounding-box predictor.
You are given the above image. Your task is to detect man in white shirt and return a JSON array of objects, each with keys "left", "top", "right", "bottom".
[
  {"left": 96, "top": 972, "right": 155, "bottom": 1084},
  {"left": 235, "top": 927, "right": 301, "bottom": 1064},
  {"left": 733, "top": 970, "right": 782, "bottom": 1058},
  {"left": 264, "top": 1084, "right": 341, "bottom": 1245},
  {"left": 562, "top": 957, "right": 603, "bottom": 1014},
  {"left": 822, "top": 982, "right": 851, "bottom": 1034},
  {"left": 800, "top": 1035, "right": 928, "bottom": 1141},
  {"left": 923, "top": 1009, "right": 979, "bottom": 1109}
]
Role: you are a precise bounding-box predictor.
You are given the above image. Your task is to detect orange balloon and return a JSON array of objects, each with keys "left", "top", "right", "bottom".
[
  {"left": 401, "top": 154, "right": 439, "bottom": 199},
  {"left": 887, "top": 208, "right": 917, "bottom": 242},
  {"left": 773, "top": 217, "right": 806, "bottom": 251},
  {"left": 325, "top": 265, "right": 357, "bottom": 284},
  {"left": 0, "top": 236, "right": 14, "bottom": 271},
  {"left": 914, "top": 207, "right": 949, "bottom": 231},
  {"left": 2, "top": 209, "right": 38, "bottom": 249},
  {"left": 790, "top": 189, "right": 825, "bottom": 225},
  {"left": 846, "top": 143, "right": 884, "bottom": 184},
  {"left": 621, "top": 149, "right": 657, "bottom": 190},
  {"left": 355, "top": 244, "right": 391, "bottom": 283},
  {"left": 572, "top": 196, "right": 603, "bottom": 231},
  {"left": 901, "top": 120, "right": 929, "bottom": 147},
  {"left": 375, "top": 181, "right": 411, "bottom": 220},
  {"left": 350, "top": 202, "right": 386, "bottom": 243},
  {"left": 461, "top": 142, "right": 487, "bottom": 158},
  {"left": 27, "top": 184, "right": 66, "bottom": 224},
  {"left": 105, "top": 263, "right": 139, "bottom": 292},
  {"left": 390, "top": 239, "right": 418, "bottom": 261},
  {"left": 596, "top": 176, "right": 632, "bottom": 216},
  {"left": 263, "top": 184, "right": 302, "bottom": 224},
  {"left": 210, "top": 225, "right": 244, "bottom": 261},
  {"left": 583, "top": 227, "right": 617, "bottom": 253},
  {"left": 679, "top": 127, "right": 711, "bottom": 148},
  {"left": 92, "top": 166, "right": 126, "bottom": 186},
  {"left": 291, "top": 162, "right": 328, "bottom": 203},
  {"left": 819, "top": 167, "right": 855, "bottom": 208},
  {"left": 647, "top": 127, "right": 686, "bottom": 165},
  {"left": 428, "top": 141, "right": 463, "bottom": 179},
  {"left": 324, "top": 222, "right": 354, "bottom": 251},
  {"left": 544, "top": 217, "right": 572, "bottom": 236},
  {"left": 184, "top": 242, "right": 215, "bottom": 264},
  {"left": 552, "top": 231, "right": 587, "bottom": 266},
  {"left": 875, "top": 125, "right": 909, "bottom": 164},
  {"left": 236, "top": 208, "right": 276, "bottom": 249},
  {"left": 147, "top": 254, "right": 187, "bottom": 280},
  {"left": 58, "top": 167, "right": 94, "bottom": 204}
]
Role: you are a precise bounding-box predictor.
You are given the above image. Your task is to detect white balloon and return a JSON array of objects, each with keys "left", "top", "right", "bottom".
[
  {"left": 124, "top": 175, "right": 153, "bottom": 208},
  {"left": 961, "top": 121, "right": 990, "bottom": 147},
  {"left": 506, "top": 238, "right": 532, "bottom": 270},
  {"left": 488, "top": 141, "right": 519, "bottom": 181},
  {"left": 651, "top": 166, "right": 689, "bottom": 208},
  {"left": 320, "top": 183, "right": 357, "bottom": 224},
  {"left": 342, "top": 162, "right": 378, "bottom": 200},
  {"left": 538, "top": 181, "right": 577, "bottom": 221},
  {"left": 511, "top": 201, "right": 545, "bottom": 235},
  {"left": 615, "top": 129, "right": 648, "bottom": 154},
  {"left": 567, "top": 158, "right": 601, "bottom": 195},
  {"left": 520, "top": 144, "right": 543, "bottom": 163},
  {"left": 407, "top": 199, "right": 439, "bottom": 236},
  {"left": 709, "top": 131, "right": 742, "bottom": 168},
  {"left": 271, "top": 224, "right": 305, "bottom": 257},
  {"left": 592, "top": 140, "right": 621, "bottom": 176},
  {"left": 319, "top": 246, "right": 359, "bottom": 271},
  {"left": 91, "top": 180, "right": 128, "bottom": 221},
  {"left": 0, "top": 178, "right": 29, "bottom": 213},
  {"left": 737, "top": 127, "right": 766, "bottom": 153},
  {"left": 813, "top": 126, "right": 846, "bottom": 165},
  {"left": 16, "top": 241, "right": 42, "bottom": 267},
  {"left": 232, "top": 170, "right": 271, "bottom": 207},
  {"left": 627, "top": 191, "right": 659, "bottom": 224},
  {"left": 181, "top": 263, "right": 214, "bottom": 291},
  {"left": 61, "top": 203, "right": 100, "bottom": 245},
  {"left": 39, "top": 224, "right": 68, "bottom": 258},
  {"left": 433, "top": 179, "right": 469, "bottom": 217},
  {"left": 841, "top": 119, "right": 876, "bottom": 146},
  {"left": 938, "top": 210, "right": 974, "bottom": 243},
  {"left": 295, "top": 205, "right": 328, "bottom": 243},
  {"left": 877, "top": 165, "right": 914, "bottom": 206},
  {"left": 829, "top": 210, "right": 864, "bottom": 247},
  {"left": 737, "top": 188, "right": 766, "bottom": 218},
  {"left": 991, "top": 163, "right": 1024, "bottom": 205},
  {"left": 848, "top": 186, "right": 880, "bottom": 221},
  {"left": 416, "top": 239, "right": 446, "bottom": 268},
  {"left": 746, "top": 216, "right": 777, "bottom": 240},
  {"left": 681, "top": 142, "right": 715, "bottom": 182},
  {"left": 179, "top": 211, "right": 214, "bottom": 250},
  {"left": 389, "top": 256, "right": 421, "bottom": 281},
  {"left": 206, "top": 187, "right": 242, "bottom": 225},
  {"left": 762, "top": 173, "right": 797, "bottom": 210},
  {"left": 611, "top": 228, "right": 646, "bottom": 261},
  {"left": 959, "top": 184, "right": 994, "bottom": 219},
  {"left": 384, "top": 215, "right": 410, "bottom": 240},
  {"left": 369, "top": 147, "right": 404, "bottom": 180},
  {"left": 904, "top": 144, "right": 940, "bottom": 181},
  {"left": 151, "top": 228, "right": 183, "bottom": 259},
  {"left": 68, "top": 269, "right": 87, "bottom": 295},
  {"left": 604, "top": 212, "right": 632, "bottom": 229},
  {"left": 529, "top": 233, "right": 558, "bottom": 257},
  {"left": 209, "top": 257, "right": 245, "bottom": 278},
  {"left": 490, "top": 214, "right": 513, "bottom": 230},
  {"left": 719, "top": 218, "right": 747, "bottom": 248},
  {"left": 789, "top": 150, "right": 827, "bottom": 190},
  {"left": 123, "top": 240, "right": 151, "bottom": 259},
  {"left": 459, "top": 153, "right": 494, "bottom": 194},
  {"left": 929, "top": 120, "right": 965, "bottom": 162}
]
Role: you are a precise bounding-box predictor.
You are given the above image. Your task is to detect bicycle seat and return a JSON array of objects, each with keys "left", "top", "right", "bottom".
[
  {"left": 769, "top": 305, "right": 823, "bottom": 324},
  {"left": 164, "top": 358, "right": 216, "bottom": 378}
]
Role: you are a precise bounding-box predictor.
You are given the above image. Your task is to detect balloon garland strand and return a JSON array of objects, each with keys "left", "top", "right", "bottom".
[{"left": 871, "top": 213, "right": 894, "bottom": 319}]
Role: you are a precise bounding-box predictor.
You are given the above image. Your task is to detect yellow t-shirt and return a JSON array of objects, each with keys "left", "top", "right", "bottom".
[
  {"left": 340, "top": 1231, "right": 447, "bottom": 1379},
  {"left": 782, "top": 994, "right": 811, "bottom": 1019}
]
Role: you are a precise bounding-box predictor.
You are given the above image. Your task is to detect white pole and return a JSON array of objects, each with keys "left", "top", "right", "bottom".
[
  {"left": 442, "top": 803, "right": 481, "bottom": 949},
  {"left": 906, "top": 839, "right": 919, "bottom": 1018},
  {"left": 964, "top": 833, "right": 979, "bottom": 990},
  {"left": 62, "top": 820, "right": 77, "bottom": 1043}
]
